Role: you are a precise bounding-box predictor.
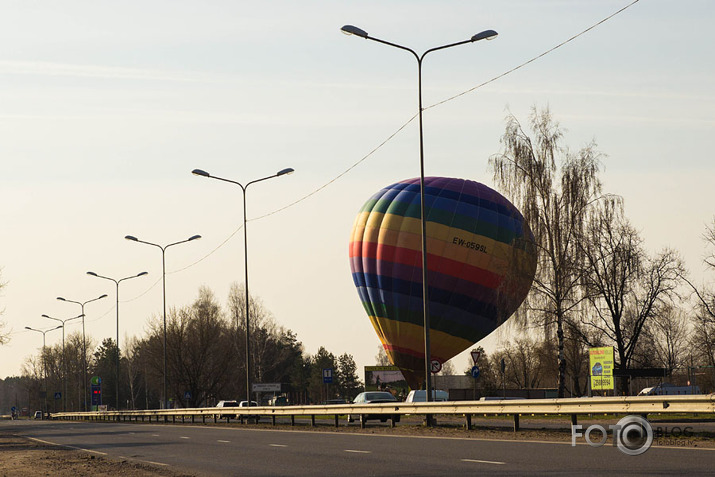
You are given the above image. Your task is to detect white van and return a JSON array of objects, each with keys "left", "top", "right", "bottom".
[{"left": 405, "top": 390, "right": 449, "bottom": 402}]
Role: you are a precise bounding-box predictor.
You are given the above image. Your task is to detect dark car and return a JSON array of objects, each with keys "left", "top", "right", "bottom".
[{"left": 347, "top": 391, "right": 400, "bottom": 424}]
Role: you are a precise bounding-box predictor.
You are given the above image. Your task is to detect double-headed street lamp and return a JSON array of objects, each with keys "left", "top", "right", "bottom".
[
  {"left": 341, "top": 25, "right": 497, "bottom": 403},
  {"left": 41, "top": 314, "right": 83, "bottom": 411},
  {"left": 192, "top": 167, "right": 294, "bottom": 404},
  {"left": 124, "top": 234, "right": 201, "bottom": 409},
  {"left": 86, "top": 271, "right": 148, "bottom": 410},
  {"left": 25, "top": 325, "right": 62, "bottom": 418},
  {"left": 56, "top": 294, "right": 108, "bottom": 411}
]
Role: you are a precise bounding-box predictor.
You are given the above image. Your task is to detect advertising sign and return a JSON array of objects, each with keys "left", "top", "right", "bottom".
[
  {"left": 364, "top": 366, "right": 408, "bottom": 396},
  {"left": 589, "top": 347, "right": 614, "bottom": 390}
]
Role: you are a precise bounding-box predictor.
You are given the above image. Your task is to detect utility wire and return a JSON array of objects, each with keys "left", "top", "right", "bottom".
[{"left": 113, "top": 0, "right": 640, "bottom": 307}]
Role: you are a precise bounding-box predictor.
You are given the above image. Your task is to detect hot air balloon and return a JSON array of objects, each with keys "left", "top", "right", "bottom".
[{"left": 349, "top": 177, "right": 537, "bottom": 388}]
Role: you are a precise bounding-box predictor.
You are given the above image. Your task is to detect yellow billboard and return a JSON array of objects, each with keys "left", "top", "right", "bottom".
[{"left": 589, "top": 347, "right": 614, "bottom": 390}]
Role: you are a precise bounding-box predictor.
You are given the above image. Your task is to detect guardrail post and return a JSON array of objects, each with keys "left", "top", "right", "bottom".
[
  {"left": 513, "top": 414, "right": 520, "bottom": 432},
  {"left": 465, "top": 414, "right": 472, "bottom": 430},
  {"left": 390, "top": 416, "right": 396, "bottom": 428},
  {"left": 334, "top": 415, "right": 339, "bottom": 428},
  {"left": 272, "top": 415, "right": 276, "bottom": 426},
  {"left": 164, "top": 415, "right": 168, "bottom": 423},
  {"left": 291, "top": 415, "right": 295, "bottom": 427},
  {"left": 571, "top": 414, "right": 577, "bottom": 427},
  {"left": 311, "top": 415, "right": 316, "bottom": 427},
  {"left": 360, "top": 415, "right": 366, "bottom": 429}
]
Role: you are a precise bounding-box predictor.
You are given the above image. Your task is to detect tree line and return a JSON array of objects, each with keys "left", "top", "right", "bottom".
[{"left": 2, "top": 284, "right": 362, "bottom": 413}]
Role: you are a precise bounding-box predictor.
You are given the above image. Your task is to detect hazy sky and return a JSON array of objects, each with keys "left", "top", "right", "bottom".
[{"left": 2, "top": 1, "right": 714, "bottom": 382}]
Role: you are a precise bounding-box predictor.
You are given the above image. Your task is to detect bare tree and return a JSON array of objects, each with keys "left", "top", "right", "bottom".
[
  {"left": 650, "top": 305, "right": 690, "bottom": 371},
  {"left": 580, "top": 200, "right": 685, "bottom": 393},
  {"left": 489, "top": 106, "right": 603, "bottom": 396}
]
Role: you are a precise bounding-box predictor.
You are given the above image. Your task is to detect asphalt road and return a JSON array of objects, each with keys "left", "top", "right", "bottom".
[{"left": 3, "top": 419, "right": 714, "bottom": 476}]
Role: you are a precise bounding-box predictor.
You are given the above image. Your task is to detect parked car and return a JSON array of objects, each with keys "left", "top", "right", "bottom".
[
  {"left": 638, "top": 383, "right": 702, "bottom": 396},
  {"left": 239, "top": 400, "right": 260, "bottom": 421},
  {"left": 405, "top": 390, "right": 449, "bottom": 402},
  {"left": 347, "top": 391, "right": 400, "bottom": 424},
  {"left": 214, "top": 400, "right": 239, "bottom": 419},
  {"left": 322, "top": 399, "right": 347, "bottom": 405}
]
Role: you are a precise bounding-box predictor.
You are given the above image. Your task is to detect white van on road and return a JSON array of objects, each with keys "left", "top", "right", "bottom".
[{"left": 405, "top": 390, "right": 449, "bottom": 402}]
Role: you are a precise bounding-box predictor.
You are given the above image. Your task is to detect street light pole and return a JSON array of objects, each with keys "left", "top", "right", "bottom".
[
  {"left": 56, "top": 294, "right": 108, "bottom": 411},
  {"left": 25, "top": 325, "right": 62, "bottom": 418},
  {"left": 86, "top": 271, "right": 147, "bottom": 411},
  {"left": 192, "top": 167, "right": 294, "bottom": 404},
  {"left": 41, "top": 314, "right": 83, "bottom": 411},
  {"left": 340, "top": 25, "right": 497, "bottom": 404},
  {"left": 124, "top": 234, "right": 201, "bottom": 409}
]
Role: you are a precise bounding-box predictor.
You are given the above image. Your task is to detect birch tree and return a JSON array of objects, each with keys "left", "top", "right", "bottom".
[{"left": 489, "top": 106, "right": 603, "bottom": 397}]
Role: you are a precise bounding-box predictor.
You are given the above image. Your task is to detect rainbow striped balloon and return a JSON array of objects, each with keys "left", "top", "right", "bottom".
[{"left": 349, "top": 177, "right": 537, "bottom": 388}]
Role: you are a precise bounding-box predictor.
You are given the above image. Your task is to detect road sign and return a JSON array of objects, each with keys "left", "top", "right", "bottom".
[
  {"left": 471, "top": 365, "right": 480, "bottom": 379},
  {"left": 184, "top": 391, "right": 192, "bottom": 400},
  {"left": 322, "top": 368, "right": 333, "bottom": 384},
  {"left": 11, "top": 406, "right": 16, "bottom": 412},
  {"left": 90, "top": 376, "right": 101, "bottom": 385},
  {"left": 54, "top": 392, "right": 61, "bottom": 400},
  {"left": 471, "top": 350, "right": 481, "bottom": 365},
  {"left": 253, "top": 383, "right": 281, "bottom": 392},
  {"left": 430, "top": 359, "right": 442, "bottom": 374}
]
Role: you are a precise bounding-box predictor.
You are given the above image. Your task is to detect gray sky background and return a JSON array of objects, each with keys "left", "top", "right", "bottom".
[{"left": 2, "top": 0, "right": 714, "bottom": 382}]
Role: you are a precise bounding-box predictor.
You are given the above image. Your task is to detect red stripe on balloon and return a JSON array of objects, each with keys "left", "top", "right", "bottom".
[{"left": 350, "top": 241, "right": 501, "bottom": 289}]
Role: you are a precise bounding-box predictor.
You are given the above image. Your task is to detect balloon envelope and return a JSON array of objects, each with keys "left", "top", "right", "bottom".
[{"left": 349, "top": 177, "right": 537, "bottom": 388}]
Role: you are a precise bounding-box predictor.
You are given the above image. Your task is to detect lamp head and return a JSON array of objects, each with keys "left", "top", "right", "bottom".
[
  {"left": 137, "top": 271, "right": 149, "bottom": 277},
  {"left": 99, "top": 294, "right": 108, "bottom": 299},
  {"left": 87, "top": 271, "right": 97, "bottom": 277},
  {"left": 41, "top": 314, "right": 50, "bottom": 319},
  {"left": 341, "top": 25, "right": 368, "bottom": 38},
  {"left": 25, "top": 326, "right": 31, "bottom": 330},
  {"left": 192, "top": 169, "right": 210, "bottom": 178},
  {"left": 277, "top": 168, "right": 294, "bottom": 177},
  {"left": 188, "top": 235, "right": 202, "bottom": 241},
  {"left": 125, "top": 235, "right": 138, "bottom": 242},
  {"left": 471, "top": 30, "right": 498, "bottom": 42},
  {"left": 57, "top": 297, "right": 66, "bottom": 301}
]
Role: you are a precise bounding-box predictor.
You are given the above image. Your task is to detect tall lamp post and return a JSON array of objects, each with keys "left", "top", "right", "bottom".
[
  {"left": 192, "top": 167, "right": 294, "bottom": 404},
  {"left": 25, "top": 325, "right": 62, "bottom": 418},
  {"left": 56, "top": 294, "right": 108, "bottom": 411},
  {"left": 341, "top": 25, "right": 497, "bottom": 404},
  {"left": 41, "top": 314, "right": 83, "bottom": 411},
  {"left": 124, "top": 234, "right": 201, "bottom": 409},
  {"left": 86, "top": 271, "right": 148, "bottom": 410}
]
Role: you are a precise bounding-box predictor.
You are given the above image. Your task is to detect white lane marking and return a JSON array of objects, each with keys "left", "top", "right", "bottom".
[
  {"left": 218, "top": 440, "right": 231, "bottom": 443},
  {"left": 269, "top": 444, "right": 287, "bottom": 447},
  {"left": 26, "top": 437, "right": 107, "bottom": 456},
  {"left": 345, "top": 449, "right": 371, "bottom": 454},
  {"left": 152, "top": 434, "right": 160, "bottom": 437},
  {"left": 180, "top": 436, "right": 190, "bottom": 439},
  {"left": 461, "top": 459, "right": 506, "bottom": 465},
  {"left": 145, "top": 461, "right": 169, "bottom": 466}
]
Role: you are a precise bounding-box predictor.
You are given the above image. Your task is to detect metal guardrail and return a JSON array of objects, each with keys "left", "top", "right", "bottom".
[{"left": 51, "top": 394, "right": 715, "bottom": 431}]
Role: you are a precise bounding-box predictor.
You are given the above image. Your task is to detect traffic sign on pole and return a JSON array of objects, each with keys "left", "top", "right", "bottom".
[
  {"left": 322, "top": 368, "right": 333, "bottom": 384},
  {"left": 471, "top": 366, "right": 481, "bottom": 379}
]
